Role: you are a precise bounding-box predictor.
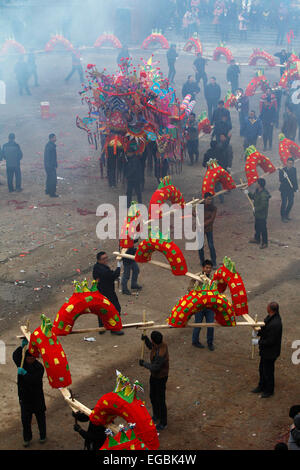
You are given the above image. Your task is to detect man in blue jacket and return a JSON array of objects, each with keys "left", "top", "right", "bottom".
[{"left": 243, "top": 110, "right": 263, "bottom": 151}]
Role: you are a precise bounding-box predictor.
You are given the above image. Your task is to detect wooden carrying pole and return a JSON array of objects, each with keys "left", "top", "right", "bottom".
[{"left": 138, "top": 322, "right": 264, "bottom": 329}]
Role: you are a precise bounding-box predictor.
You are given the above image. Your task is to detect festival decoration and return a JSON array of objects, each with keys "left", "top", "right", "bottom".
[
  {"left": 183, "top": 34, "right": 203, "bottom": 55},
  {"left": 148, "top": 176, "right": 185, "bottom": 219},
  {"left": 197, "top": 111, "right": 212, "bottom": 134},
  {"left": 28, "top": 314, "right": 72, "bottom": 389},
  {"left": 248, "top": 49, "right": 276, "bottom": 67},
  {"left": 141, "top": 30, "right": 169, "bottom": 50},
  {"left": 224, "top": 90, "right": 237, "bottom": 109},
  {"left": 244, "top": 146, "right": 276, "bottom": 186},
  {"left": 279, "top": 59, "right": 300, "bottom": 88},
  {"left": 0, "top": 39, "right": 25, "bottom": 55},
  {"left": 135, "top": 237, "right": 188, "bottom": 276},
  {"left": 90, "top": 371, "right": 159, "bottom": 450},
  {"left": 245, "top": 71, "right": 269, "bottom": 97},
  {"left": 168, "top": 286, "right": 236, "bottom": 327},
  {"left": 120, "top": 202, "right": 142, "bottom": 249},
  {"left": 201, "top": 158, "right": 236, "bottom": 198},
  {"left": 278, "top": 134, "right": 300, "bottom": 165},
  {"left": 52, "top": 280, "right": 122, "bottom": 336},
  {"left": 100, "top": 425, "right": 148, "bottom": 450},
  {"left": 44, "top": 34, "right": 78, "bottom": 56},
  {"left": 213, "top": 45, "right": 233, "bottom": 64},
  {"left": 94, "top": 33, "right": 122, "bottom": 49},
  {"left": 212, "top": 257, "right": 248, "bottom": 316}
]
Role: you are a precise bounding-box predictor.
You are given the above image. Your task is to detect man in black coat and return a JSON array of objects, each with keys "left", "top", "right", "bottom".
[
  {"left": 2, "top": 133, "right": 23, "bottom": 192},
  {"left": 274, "top": 49, "right": 291, "bottom": 77},
  {"left": 243, "top": 110, "right": 263, "bottom": 150},
  {"left": 167, "top": 44, "right": 178, "bottom": 84},
  {"left": 251, "top": 302, "right": 282, "bottom": 398},
  {"left": 72, "top": 411, "right": 107, "bottom": 450},
  {"left": 44, "top": 133, "right": 59, "bottom": 197},
  {"left": 193, "top": 52, "right": 207, "bottom": 87},
  {"left": 279, "top": 157, "right": 298, "bottom": 222},
  {"left": 211, "top": 100, "right": 232, "bottom": 129},
  {"left": 204, "top": 76, "right": 221, "bottom": 122},
  {"left": 182, "top": 75, "right": 200, "bottom": 101},
  {"left": 92, "top": 251, "right": 124, "bottom": 335},
  {"left": 13, "top": 341, "right": 47, "bottom": 447},
  {"left": 282, "top": 106, "right": 298, "bottom": 141},
  {"left": 124, "top": 149, "right": 143, "bottom": 208},
  {"left": 185, "top": 112, "right": 199, "bottom": 165},
  {"left": 226, "top": 59, "right": 240, "bottom": 94},
  {"left": 121, "top": 240, "right": 142, "bottom": 295},
  {"left": 14, "top": 55, "right": 31, "bottom": 96}
]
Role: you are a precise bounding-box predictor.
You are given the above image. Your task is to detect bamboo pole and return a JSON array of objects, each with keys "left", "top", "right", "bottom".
[{"left": 138, "top": 322, "right": 264, "bottom": 330}]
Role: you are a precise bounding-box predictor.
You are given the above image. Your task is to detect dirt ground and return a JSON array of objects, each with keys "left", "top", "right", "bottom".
[{"left": 0, "top": 43, "right": 300, "bottom": 451}]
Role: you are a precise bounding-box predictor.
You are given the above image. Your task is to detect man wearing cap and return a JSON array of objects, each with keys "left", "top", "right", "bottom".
[
  {"left": 12, "top": 340, "right": 47, "bottom": 447},
  {"left": 139, "top": 331, "right": 169, "bottom": 431}
]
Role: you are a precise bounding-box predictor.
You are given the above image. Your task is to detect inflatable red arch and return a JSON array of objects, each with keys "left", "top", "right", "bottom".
[
  {"left": 0, "top": 39, "right": 25, "bottom": 55},
  {"left": 94, "top": 33, "right": 122, "bottom": 49},
  {"left": 148, "top": 176, "right": 185, "bottom": 220},
  {"left": 142, "top": 32, "right": 169, "bottom": 50},
  {"left": 183, "top": 37, "right": 203, "bottom": 55},
  {"left": 28, "top": 314, "right": 72, "bottom": 389},
  {"left": 90, "top": 371, "right": 159, "bottom": 450},
  {"left": 244, "top": 146, "right": 276, "bottom": 186},
  {"left": 279, "top": 133, "right": 300, "bottom": 165},
  {"left": 45, "top": 35, "right": 78, "bottom": 55},
  {"left": 52, "top": 280, "right": 122, "bottom": 336},
  {"left": 135, "top": 238, "right": 188, "bottom": 276},
  {"left": 201, "top": 158, "right": 236, "bottom": 198},
  {"left": 245, "top": 74, "right": 269, "bottom": 97},
  {"left": 168, "top": 288, "right": 236, "bottom": 327},
  {"left": 212, "top": 257, "right": 248, "bottom": 316},
  {"left": 248, "top": 49, "right": 276, "bottom": 67},
  {"left": 213, "top": 46, "right": 233, "bottom": 64}
]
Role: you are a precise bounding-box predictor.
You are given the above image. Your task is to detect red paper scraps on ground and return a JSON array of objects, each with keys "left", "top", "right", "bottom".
[{"left": 77, "top": 208, "right": 96, "bottom": 216}]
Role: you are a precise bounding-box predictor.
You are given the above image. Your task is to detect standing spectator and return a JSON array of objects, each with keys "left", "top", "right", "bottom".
[
  {"left": 124, "top": 144, "right": 143, "bottom": 208},
  {"left": 182, "top": 75, "right": 200, "bottom": 101},
  {"left": 167, "top": 44, "right": 178, "bottom": 84},
  {"left": 2, "top": 133, "right": 23, "bottom": 192},
  {"left": 92, "top": 251, "right": 124, "bottom": 335},
  {"left": 44, "top": 133, "right": 59, "bottom": 198},
  {"left": 235, "top": 88, "right": 249, "bottom": 137},
  {"left": 106, "top": 145, "right": 118, "bottom": 188},
  {"left": 121, "top": 239, "right": 142, "bottom": 295},
  {"left": 272, "top": 82, "right": 283, "bottom": 128},
  {"left": 185, "top": 112, "right": 199, "bottom": 165},
  {"left": 274, "top": 49, "right": 291, "bottom": 78},
  {"left": 219, "top": 6, "right": 230, "bottom": 42},
  {"left": 65, "top": 51, "right": 84, "bottom": 84},
  {"left": 198, "top": 192, "right": 217, "bottom": 268},
  {"left": 212, "top": 111, "right": 232, "bottom": 146},
  {"left": 246, "top": 178, "right": 271, "bottom": 249},
  {"left": 243, "top": 110, "right": 263, "bottom": 150},
  {"left": 191, "top": 259, "right": 215, "bottom": 351},
  {"left": 182, "top": 9, "right": 193, "bottom": 39},
  {"left": 27, "top": 49, "right": 39, "bottom": 87},
  {"left": 205, "top": 76, "right": 221, "bottom": 122},
  {"left": 279, "top": 157, "right": 298, "bottom": 222},
  {"left": 211, "top": 100, "right": 232, "bottom": 128},
  {"left": 238, "top": 8, "right": 249, "bottom": 41},
  {"left": 193, "top": 52, "right": 207, "bottom": 87},
  {"left": 139, "top": 331, "right": 169, "bottom": 431},
  {"left": 226, "top": 59, "right": 240, "bottom": 94},
  {"left": 260, "top": 87, "right": 277, "bottom": 151},
  {"left": 12, "top": 341, "right": 47, "bottom": 447},
  {"left": 282, "top": 106, "right": 298, "bottom": 141},
  {"left": 251, "top": 302, "right": 282, "bottom": 398},
  {"left": 14, "top": 55, "right": 31, "bottom": 96}
]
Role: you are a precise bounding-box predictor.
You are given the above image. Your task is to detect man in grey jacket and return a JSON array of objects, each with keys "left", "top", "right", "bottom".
[{"left": 2, "top": 133, "right": 23, "bottom": 192}]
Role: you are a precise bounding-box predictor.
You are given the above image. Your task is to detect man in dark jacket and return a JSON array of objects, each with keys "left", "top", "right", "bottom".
[
  {"left": 274, "top": 49, "right": 291, "bottom": 77},
  {"left": 182, "top": 75, "right": 200, "bottom": 101},
  {"left": 272, "top": 82, "right": 282, "bottom": 128},
  {"left": 193, "top": 52, "right": 207, "bottom": 87},
  {"left": 211, "top": 100, "right": 232, "bottom": 129},
  {"left": 198, "top": 192, "right": 217, "bottom": 268},
  {"left": 44, "top": 133, "right": 58, "bottom": 197},
  {"left": 167, "top": 44, "right": 178, "bottom": 84},
  {"left": 251, "top": 302, "right": 282, "bottom": 398},
  {"left": 140, "top": 331, "right": 169, "bottom": 431},
  {"left": 243, "top": 111, "right": 263, "bottom": 150},
  {"left": 72, "top": 411, "right": 106, "bottom": 450},
  {"left": 279, "top": 157, "right": 298, "bottom": 222},
  {"left": 185, "top": 112, "right": 199, "bottom": 165},
  {"left": 13, "top": 340, "right": 47, "bottom": 447},
  {"left": 205, "top": 77, "right": 221, "bottom": 122},
  {"left": 236, "top": 88, "right": 249, "bottom": 137},
  {"left": 121, "top": 239, "right": 142, "bottom": 295},
  {"left": 226, "top": 59, "right": 240, "bottom": 94},
  {"left": 14, "top": 55, "right": 31, "bottom": 96},
  {"left": 2, "top": 133, "right": 23, "bottom": 192},
  {"left": 124, "top": 147, "right": 143, "bottom": 208},
  {"left": 259, "top": 87, "right": 277, "bottom": 151},
  {"left": 92, "top": 251, "right": 124, "bottom": 335},
  {"left": 65, "top": 51, "right": 84, "bottom": 83},
  {"left": 282, "top": 106, "right": 298, "bottom": 141},
  {"left": 246, "top": 177, "right": 271, "bottom": 249}
]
